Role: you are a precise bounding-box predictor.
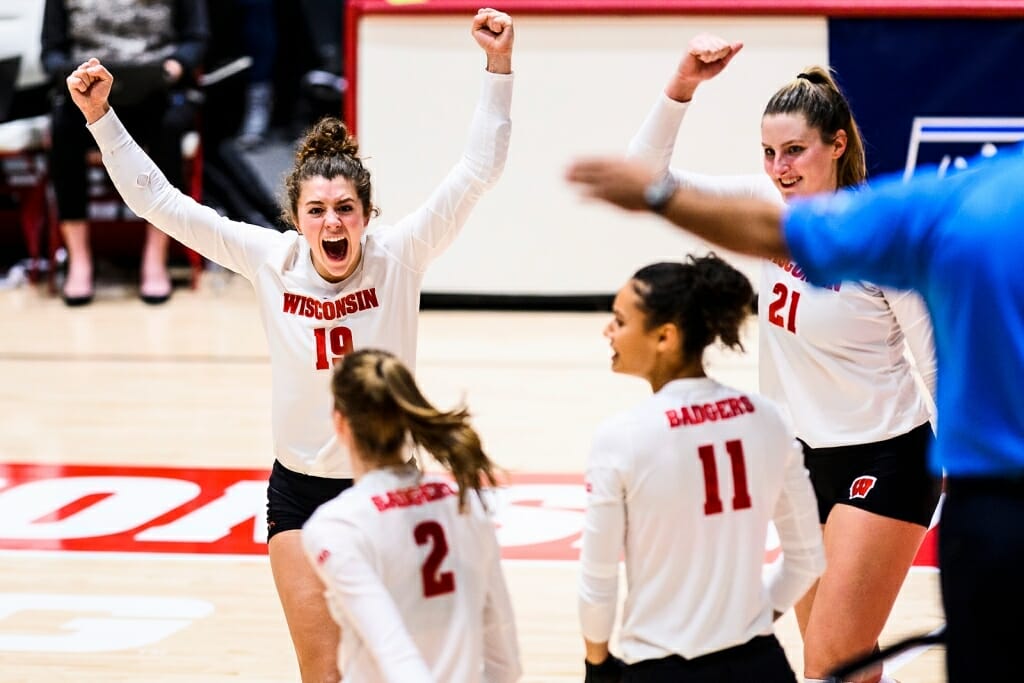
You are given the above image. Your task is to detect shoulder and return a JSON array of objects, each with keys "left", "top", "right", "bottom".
[
  {"left": 239, "top": 222, "right": 299, "bottom": 254},
  {"left": 269, "top": 230, "right": 310, "bottom": 270},
  {"left": 593, "top": 407, "right": 643, "bottom": 443},
  {"left": 361, "top": 224, "right": 400, "bottom": 254},
  {"left": 589, "top": 406, "right": 649, "bottom": 467}
]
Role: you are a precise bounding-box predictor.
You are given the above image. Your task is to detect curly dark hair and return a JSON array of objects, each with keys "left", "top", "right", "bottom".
[{"left": 631, "top": 253, "right": 754, "bottom": 363}]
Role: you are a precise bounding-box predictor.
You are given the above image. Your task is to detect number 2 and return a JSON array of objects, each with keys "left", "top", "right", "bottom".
[
  {"left": 414, "top": 521, "right": 455, "bottom": 598},
  {"left": 696, "top": 439, "right": 752, "bottom": 515},
  {"left": 767, "top": 282, "right": 800, "bottom": 333}
]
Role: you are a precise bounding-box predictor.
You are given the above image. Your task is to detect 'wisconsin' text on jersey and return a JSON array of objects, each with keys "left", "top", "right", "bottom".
[
  {"left": 665, "top": 395, "right": 756, "bottom": 428},
  {"left": 769, "top": 258, "right": 841, "bottom": 292},
  {"left": 282, "top": 288, "right": 380, "bottom": 320},
  {"left": 371, "top": 481, "right": 458, "bottom": 512}
]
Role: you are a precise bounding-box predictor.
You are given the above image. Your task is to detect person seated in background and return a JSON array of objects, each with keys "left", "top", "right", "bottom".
[
  {"left": 41, "top": 0, "right": 209, "bottom": 305},
  {"left": 234, "top": 0, "right": 276, "bottom": 149}
]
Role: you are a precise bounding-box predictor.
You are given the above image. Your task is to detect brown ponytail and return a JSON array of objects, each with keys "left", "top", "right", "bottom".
[{"left": 332, "top": 349, "right": 498, "bottom": 511}]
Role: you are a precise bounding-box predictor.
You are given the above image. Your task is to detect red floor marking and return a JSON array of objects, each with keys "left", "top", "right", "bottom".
[{"left": 0, "top": 463, "right": 939, "bottom": 566}]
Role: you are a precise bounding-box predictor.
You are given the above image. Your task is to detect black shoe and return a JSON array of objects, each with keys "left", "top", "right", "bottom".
[
  {"left": 140, "top": 274, "right": 173, "bottom": 305},
  {"left": 61, "top": 280, "right": 94, "bottom": 307},
  {"left": 140, "top": 291, "right": 171, "bottom": 305},
  {"left": 62, "top": 291, "right": 94, "bottom": 307}
]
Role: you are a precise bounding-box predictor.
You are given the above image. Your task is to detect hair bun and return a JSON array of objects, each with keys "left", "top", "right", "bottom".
[
  {"left": 295, "top": 116, "right": 360, "bottom": 166},
  {"left": 796, "top": 69, "right": 829, "bottom": 86}
]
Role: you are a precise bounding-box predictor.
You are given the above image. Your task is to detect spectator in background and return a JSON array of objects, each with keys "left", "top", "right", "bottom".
[
  {"left": 235, "top": 0, "right": 275, "bottom": 148},
  {"left": 41, "top": 0, "right": 209, "bottom": 305}
]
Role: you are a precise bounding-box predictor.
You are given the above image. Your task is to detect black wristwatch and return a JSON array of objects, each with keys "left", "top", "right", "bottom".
[{"left": 643, "top": 173, "right": 679, "bottom": 214}]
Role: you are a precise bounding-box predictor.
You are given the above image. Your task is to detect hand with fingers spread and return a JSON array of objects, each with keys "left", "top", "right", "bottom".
[
  {"left": 666, "top": 32, "right": 744, "bottom": 102},
  {"left": 65, "top": 57, "right": 114, "bottom": 124},
  {"left": 566, "top": 158, "right": 659, "bottom": 213},
  {"left": 472, "top": 7, "right": 514, "bottom": 74}
]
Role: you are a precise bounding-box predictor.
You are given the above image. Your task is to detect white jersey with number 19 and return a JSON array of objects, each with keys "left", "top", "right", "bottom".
[{"left": 87, "top": 72, "right": 514, "bottom": 478}]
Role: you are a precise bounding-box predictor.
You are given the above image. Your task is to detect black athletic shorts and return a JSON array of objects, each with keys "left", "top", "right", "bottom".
[
  {"left": 266, "top": 459, "right": 353, "bottom": 541},
  {"left": 623, "top": 634, "right": 796, "bottom": 683},
  {"left": 800, "top": 421, "right": 941, "bottom": 527}
]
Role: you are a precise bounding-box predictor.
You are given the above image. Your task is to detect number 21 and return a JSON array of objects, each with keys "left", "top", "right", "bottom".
[{"left": 767, "top": 282, "right": 800, "bottom": 333}]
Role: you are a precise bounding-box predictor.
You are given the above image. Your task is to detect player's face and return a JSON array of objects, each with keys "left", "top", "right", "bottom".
[
  {"left": 296, "top": 175, "right": 371, "bottom": 282},
  {"left": 604, "top": 281, "right": 661, "bottom": 380},
  {"left": 761, "top": 113, "right": 847, "bottom": 201}
]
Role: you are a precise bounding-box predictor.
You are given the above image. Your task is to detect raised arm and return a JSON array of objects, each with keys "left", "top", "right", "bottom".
[
  {"left": 665, "top": 33, "right": 744, "bottom": 105},
  {"left": 66, "top": 59, "right": 281, "bottom": 279},
  {"left": 377, "top": 9, "right": 514, "bottom": 270},
  {"left": 629, "top": 34, "right": 775, "bottom": 203},
  {"left": 473, "top": 7, "right": 514, "bottom": 75},
  {"left": 65, "top": 58, "right": 112, "bottom": 125}
]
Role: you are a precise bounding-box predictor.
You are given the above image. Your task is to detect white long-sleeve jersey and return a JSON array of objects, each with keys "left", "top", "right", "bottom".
[
  {"left": 302, "top": 467, "right": 521, "bottom": 683},
  {"left": 88, "top": 72, "right": 513, "bottom": 477},
  {"left": 578, "top": 378, "right": 824, "bottom": 663},
  {"left": 628, "top": 94, "right": 936, "bottom": 447}
]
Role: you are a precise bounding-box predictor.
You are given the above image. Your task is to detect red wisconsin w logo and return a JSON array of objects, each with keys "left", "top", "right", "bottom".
[{"left": 849, "top": 476, "right": 878, "bottom": 499}]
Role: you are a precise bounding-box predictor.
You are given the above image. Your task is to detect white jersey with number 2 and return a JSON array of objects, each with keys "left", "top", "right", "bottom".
[{"left": 302, "top": 467, "right": 521, "bottom": 683}]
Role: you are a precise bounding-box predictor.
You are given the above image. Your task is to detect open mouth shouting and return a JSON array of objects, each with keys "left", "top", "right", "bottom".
[{"left": 323, "top": 236, "right": 350, "bottom": 264}]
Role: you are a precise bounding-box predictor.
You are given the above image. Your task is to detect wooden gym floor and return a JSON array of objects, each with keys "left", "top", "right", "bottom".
[{"left": 0, "top": 273, "right": 946, "bottom": 682}]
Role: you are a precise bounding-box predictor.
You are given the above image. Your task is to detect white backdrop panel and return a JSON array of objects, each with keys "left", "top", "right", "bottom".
[{"left": 358, "top": 14, "right": 828, "bottom": 295}]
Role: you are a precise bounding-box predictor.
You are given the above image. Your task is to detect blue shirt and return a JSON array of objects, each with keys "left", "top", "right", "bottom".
[{"left": 783, "top": 151, "right": 1024, "bottom": 477}]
